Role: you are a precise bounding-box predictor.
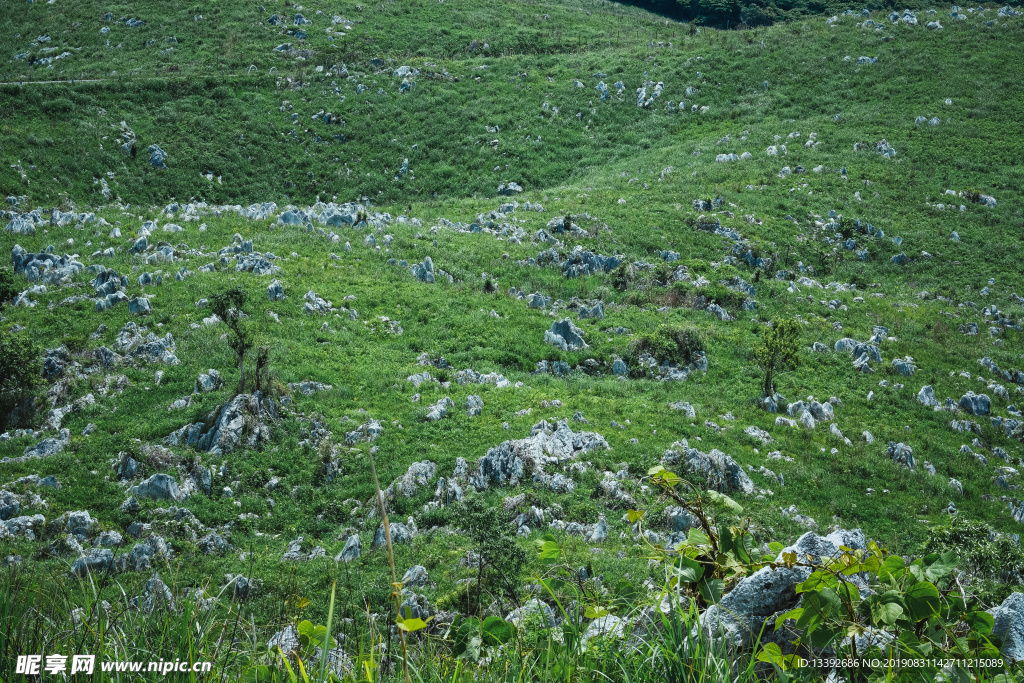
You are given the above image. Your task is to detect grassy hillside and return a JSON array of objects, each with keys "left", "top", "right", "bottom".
[{"left": 2, "top": 0, "right": 1024, "bottom": 680}]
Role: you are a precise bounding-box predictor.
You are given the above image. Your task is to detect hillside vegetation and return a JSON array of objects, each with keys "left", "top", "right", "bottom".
[{"left": 2, "top": 0, "right": 1024, "bottom": 680}]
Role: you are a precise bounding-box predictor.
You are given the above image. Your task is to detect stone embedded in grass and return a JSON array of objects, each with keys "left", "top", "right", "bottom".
[
  {"left": 194, "top": 369, "right": 223, "bottom": 394},
  {"left": 411, "top": 256, "right": 434, "bottom": 283},
  {"left": 336, "top": 534, "right": 362, "bottom": 562},
  {"left": 14, "top": 428, "right": 70, "bottom": 463},
  {"left": 47, "top": 511, "right": 95, "bottom": 542},
  {"left": 886, "top": 441, "right": 915, "bottom": 469},
  {"left": 343, "top": 419, "right": 383, "bottom": 445},
  {"left": 401, "top": 565, "right": 431, "bottom": 587},
  {"left": 5, "top": 217, "right": 35, "bottom": 235},
  {"left": 744, "top": 426, "right": 773, "bottom": 444},
  {"left": 390, "top": 461, "right": 438, "bottom": 498},
  {"left": 288, "top": 380, "right": 331, "bottom": 395},
  {"left": 991, "top": 593, "right": 1024, "bottom": 661},
  {"left": 128, "top": 296, "right": 152, "bottom": 316},
  {"left": 166, "top": 392, "right": 278, "bottom": 454},
  {"left": 544, "top": 318, "right": 587, "bottom": 351},
  {"left": 116, "top": 534, "right": 172, "bottom": 572},
  {"left": 147, "top": 144, "right": 168, "bottom": 169},
  {"left": 70, "top": 548, "right": 114, "bottom": 577},
  {"left": 917, "top": 385, "right": 939, "bottom": 406},
  {"left": 266, "top": 279, "right": 285, "bottom": 301},
  {"left": 197, "top": 532, "right": 232, "bottom": 555},
  {"left": 891, "top": 357, "right": 916, "bottom": 376},
  {"left": 282, "top": 537, "right": 326, "bottom": 561},
  {"left": 303, "top": 290, "right": 333, "bottom": 315},
  {"left": 470, "top": 420, "right": 609, "bottom": 491},
  {"left": 506, "top": 599, "right": 557, "bottom": 629},
  {"left": 130, "top": 473, "right": 185, "bottom": 501},
  {"left": 700, "top": 529, "right": 866, "bottom": 648},
  {"left": 371, "top": 519, "right": 416, "bottom": 549},
  {"left": 424, "top": 397, "right": 454, "bottom": 421},
  {"left": 465, "top": 395, "right": 484, "bottom": 416},
  {"left": 959, "top": 392, "right": 991, "bottom": 415},
  {"left": 666, "top": 447, "right": 754, "bottom": 494},
  {"left": 669, "top": 401, "right": 697, "bottom": 417}
]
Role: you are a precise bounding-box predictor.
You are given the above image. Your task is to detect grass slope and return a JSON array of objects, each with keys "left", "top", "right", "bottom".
[{"left": 2, "top": 0, "right": 1024, "bottom": 679}]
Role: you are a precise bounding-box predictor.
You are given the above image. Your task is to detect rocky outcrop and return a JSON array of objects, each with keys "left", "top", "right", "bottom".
[{"left": 165, "top": 392, "right": 278, "bottom": 455}]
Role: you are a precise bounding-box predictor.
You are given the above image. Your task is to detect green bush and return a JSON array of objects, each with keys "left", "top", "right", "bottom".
[
  {"left": 0, "top": 268, "right": 17, "bottom": 309},
  {"left": 0, "top": 329, "right": 41, "bottom": 427},
  {"left": 923, "top": 515, "right": 1024, "bottom": 604},
  {"left": 628, "top": 324, "right": 706, "bottom": 366}
]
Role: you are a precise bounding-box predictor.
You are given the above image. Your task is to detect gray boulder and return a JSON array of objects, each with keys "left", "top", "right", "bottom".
[
  {"left": 21, "top": 429, "right": 70, "bottom": 460},
  {"left": 612, "top": 359, "right": 630, "bottom": 377},
  {"left": 194, "top": 369, "right": 223, "bottom": 393},
  {"left": 165, "top": 392, "right": 278, "bottom": 454},
  {"left": 71, "top": 549, "right": 114, "bottom": 577},
  {"left": 267, "top": 279, "right": 285, "bottom": 300},
  {"left": 891, "top": 357, "right": 915, "bottom": 376},
  {"left": 669, "top": 401, "right": 696, "bottom": 417},
  {"left": 506, "top": 599, "right": 557, "bottom": 628},
  {"left": 584, "top": 516, "right": 609, "bottom": 543},
  {"left": 465, "top": 395, "right": 484, "bottom": 416},
  {"left": 545, "top": 319, "right": 588, "bottom": 351},
  {"left": 702, "top": 530, "right": 866, "bottom": 647},
  {"left": 336, "top": 534, "right": 362, "bottom": 562},
  {"left": 425, "top": 397, "right": 454, "bottom": 421},
  {"left": 130, "top": 473, "right": 184, "bottom": 501},
  {"left": 401, "top": 565, "right": 431, "bottom": 587},
  {"left": 886, "top": 441, "right": 915, "bottom": 470},
  {"left": 197, "top": 532, "right": 232, "bottom": 555},
  {"left": 991, "top": 592, "right": 1024, "bottom": 661},
  {"left": 470, "top": 421, "right": 609, "bottom": 490},
  {"left": 917, "top": 385, "right": 938, "bottom": 407},
  {"left": 371, "top": 521, "right": 415, "bottom": 548},
  {"left": 677, "top": 448, "right": 754, "bottom": 494},
  {"left": 148, "top": 145, "right": 168, "bottom": 169},
  {"left": 392, "top": 461, "right": 437, "bottom": 497},
  {"left": 959, "top": 392, "right": 991, "bottom": 416}
]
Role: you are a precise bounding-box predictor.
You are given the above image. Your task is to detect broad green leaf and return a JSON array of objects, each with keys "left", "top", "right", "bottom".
[
  {"left": 675, "top": 554, "right": 704, "bottom": 583},
  {"left": 705, "top": 490, "right": 744, "bottom": 514},
  {"left": 296, "top": 620, "right": 315, "bottom": 638},
  {"left": 626, "top": 509, "right": 646, "bottom": 524},
  {"left": 801, "top": 588, "right": 841, "bottom": 621},
  {"left": 686, "top": 528, "right": 711, "bottom": 546},
  {"left": 924, "top": 550, "right": 958, "bottom": 582},
  {"left": 797, "top": 571, "right": 838, "bottom": 593},
  {"left": 775, "top": 607, "right": 804, "bottom": 630},
  {"left": 757, "top": 642, "right": 783, "bottom": 663},
  {"left": 697, "top": 578, "right": 724, "bottom": 604},
  {"left": 458, "top": 635, "right": 482, "bottom": 663},
  {"left": 584, "top": 605, "right": 610, "bottom": 619},
  {"left": 453, "top": 618, "right": 481, "bottom": 660},
  {"left": 904, "top": 581, "right": 941, "bottom": 622},
  {"left": 535, "top": 538, "right": 562, "bottom": 562},
  {"left": 396, "top": 615, "right": 430, "bottom": 633},
  {"left": 966, "top": 610, "right": 995, "bottom": 637},
  {"left": 244, "top": 665, "right": 273, "bottom": 683},
  {"left": 878, "top": 555, "right": 906, "bottom": 582},
  {"left": 481, "top": 616, "right": 515, "bottom": 645}
]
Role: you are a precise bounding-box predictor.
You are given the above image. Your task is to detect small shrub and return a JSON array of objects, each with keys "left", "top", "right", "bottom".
[
  {"left": 0, "top": 268, "right": 17, "bottom": 309},
  {"left": 628, "top": 325, "right": 705, "bottom": 366},
  {"left": 0, "top": 330, "right": 42, "bottom": 427},
  {"left": 753, "top": 318, "right": 801, "bottom": 396}
]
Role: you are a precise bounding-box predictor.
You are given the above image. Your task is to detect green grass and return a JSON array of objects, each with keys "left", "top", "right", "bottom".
[{"left": 2, "top": 0, "right": 1024, "bottom": 680}]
